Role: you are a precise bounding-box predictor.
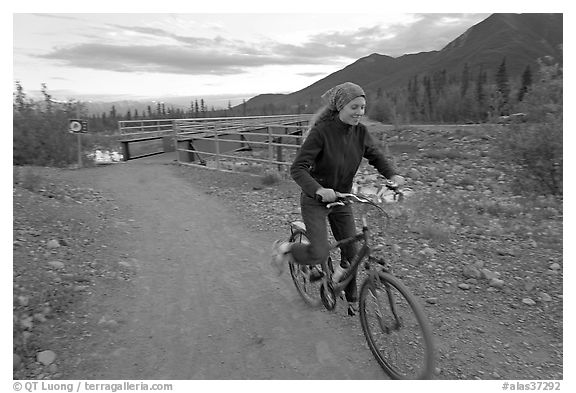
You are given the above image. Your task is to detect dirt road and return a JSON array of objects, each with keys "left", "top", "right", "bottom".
[{"left": 60, "top": 155, "right": 387, "bottom": 379}]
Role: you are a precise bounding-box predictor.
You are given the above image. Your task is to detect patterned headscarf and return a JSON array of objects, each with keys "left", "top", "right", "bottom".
[{"left": 321, "top": 82, "right": 366, "bottom": 111}]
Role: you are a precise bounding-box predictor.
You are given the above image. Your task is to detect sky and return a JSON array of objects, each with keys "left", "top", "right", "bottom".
[
  {"left": 10, "top": 1, "right": 569, "bottom": 107},
  {"left": 12, "top": 5, "right": 496, "bottom": 107}
]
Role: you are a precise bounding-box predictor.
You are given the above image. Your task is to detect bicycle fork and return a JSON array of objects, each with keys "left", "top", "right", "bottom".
[{"left": 368, "top": 271, "right": 402, "bottom": 333}]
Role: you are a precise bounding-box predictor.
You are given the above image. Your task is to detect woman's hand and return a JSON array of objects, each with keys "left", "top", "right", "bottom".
[{"left": 315, "top": 187, "right": 337, "bottom": 202}]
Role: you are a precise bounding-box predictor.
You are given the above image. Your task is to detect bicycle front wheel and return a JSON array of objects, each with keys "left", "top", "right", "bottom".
[
  {"left": 359, "top": 272, "right": 435, "bottom": 379},
  {"left": 288, "top": 230, "right": 323, "bottom": 307}
]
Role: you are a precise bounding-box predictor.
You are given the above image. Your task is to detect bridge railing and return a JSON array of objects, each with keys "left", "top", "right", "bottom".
[
  {"left": 118, "top": 114, "right": 311, "bottom": 173},
  {"left": 174, "top": 114, "right": 311, "bottom": 174}
]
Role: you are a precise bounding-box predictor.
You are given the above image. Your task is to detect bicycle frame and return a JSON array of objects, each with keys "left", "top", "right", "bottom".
[
  {"left": 320, "top": 207, "right": 384, "bottom": 296},
  {"left": 289, "top": 185, "right": 400, "bottom": 308}
]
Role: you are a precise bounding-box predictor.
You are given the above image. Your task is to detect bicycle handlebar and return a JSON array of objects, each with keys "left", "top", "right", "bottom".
[{"left": 325, "top": 181, "right": 404, "bottom": 209}]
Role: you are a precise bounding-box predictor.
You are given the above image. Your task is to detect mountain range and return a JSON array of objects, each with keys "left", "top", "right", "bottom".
[
  {"left": 79, "top": 13, "right": 562, "bottom": 116},
  {"left": 243, "top": 13, "right": 563, "bottom": 111}
]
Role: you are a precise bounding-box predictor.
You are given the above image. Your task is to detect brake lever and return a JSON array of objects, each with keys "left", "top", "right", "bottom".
[
  {"left": 326, "top": 201, "right": 346, "bottom": 209},
  {"left": 326, "top": 193, "right": 361, "bottom": 208}
]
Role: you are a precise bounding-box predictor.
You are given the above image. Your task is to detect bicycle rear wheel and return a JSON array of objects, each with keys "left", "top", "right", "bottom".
[
  {"left": 359, "top": 272, "right": 435, "bottom": 379},
  {"left": 288, "top": 230, "right": 323, "bottom": 307}
]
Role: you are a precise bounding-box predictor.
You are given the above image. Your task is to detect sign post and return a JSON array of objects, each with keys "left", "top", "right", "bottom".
[{"left": 69, "top": 119, "right": 88, "bottom": 168}]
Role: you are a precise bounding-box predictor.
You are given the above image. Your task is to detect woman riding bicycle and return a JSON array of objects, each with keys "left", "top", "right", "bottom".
[{"left": 271, "top": 81, "right": 405, "bottom": 314}]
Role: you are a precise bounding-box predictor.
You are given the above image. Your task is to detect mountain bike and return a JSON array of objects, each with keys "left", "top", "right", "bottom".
[{"left": 287, "top": 182, "right": 435, "bottom": 379}]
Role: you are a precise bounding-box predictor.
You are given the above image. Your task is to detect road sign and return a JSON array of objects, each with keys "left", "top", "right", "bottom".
[{"left": 69, "top": 119, "right": 88, "bottom": 133}]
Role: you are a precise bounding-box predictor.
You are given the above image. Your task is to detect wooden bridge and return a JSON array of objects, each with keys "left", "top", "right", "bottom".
[{"left": 118, "top": 114, "right": 311, "bottom": 174}]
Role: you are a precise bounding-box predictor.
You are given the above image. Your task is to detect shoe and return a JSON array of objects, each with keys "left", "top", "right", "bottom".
[
  {"left": 332, "top": 263, "right": 347, "bottom": 283},
  {"left": 308, "top": 266, "right": 324, "bottom": 282},
  {"left": 347, "top": 302, "right": 359, "bottom": 316},
  {"left": 271, "top": 240, "right": 291, "bottom": 276}
]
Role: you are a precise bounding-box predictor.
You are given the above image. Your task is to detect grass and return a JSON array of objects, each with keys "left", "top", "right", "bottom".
[{"left": 14, "top": 167, "right": 43, "bottom": 192}]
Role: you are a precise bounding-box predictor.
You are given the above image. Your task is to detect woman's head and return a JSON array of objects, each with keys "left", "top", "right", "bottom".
[
  {"left": 308, "top": 81, "right": 367, "bottom": 130},
  {"left": 320, "top": 82, "right": 366, "bottom": 126},
  {"left": 321, "top": 82, "right": 365, "bottom": 112}
]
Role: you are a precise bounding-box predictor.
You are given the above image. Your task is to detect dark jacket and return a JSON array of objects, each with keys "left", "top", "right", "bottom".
[{"left": 291, "top": 116, "right": 396, "bottom": 197}]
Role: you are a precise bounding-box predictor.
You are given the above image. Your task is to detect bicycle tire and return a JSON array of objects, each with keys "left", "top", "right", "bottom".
[
  {"left": 288, "top": 230, "right": 323, "bottom": 307},
  {"left": 359, "top": 271, "right": 435, "bottom": 379}
]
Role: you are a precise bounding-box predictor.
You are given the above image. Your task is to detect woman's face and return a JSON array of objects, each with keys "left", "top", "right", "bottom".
[{"left": 338, "top": 96, "right": 366, "bottom": 126}]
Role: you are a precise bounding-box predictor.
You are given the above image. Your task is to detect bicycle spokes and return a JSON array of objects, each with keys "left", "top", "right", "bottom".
[{"left": 360, "top": 274, "right": 434, "bottom": 379}]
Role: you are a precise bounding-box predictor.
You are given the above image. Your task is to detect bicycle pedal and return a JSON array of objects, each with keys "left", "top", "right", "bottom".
[
  {"left": 309, "top": 268, "right": 324, "bottom": 282},
  {"left": 347, "top": 304, "right": 358, "bottom": 316}
]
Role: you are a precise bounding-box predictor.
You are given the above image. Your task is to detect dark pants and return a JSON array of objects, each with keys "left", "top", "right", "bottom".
[{"left": 290, "top": 193, "right": 358, "bottom": 302}]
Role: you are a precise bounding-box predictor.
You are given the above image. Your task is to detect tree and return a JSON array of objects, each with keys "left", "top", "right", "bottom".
[
  {"left": 407, "top": 76, "right": 420, "bottom": 121},
  {"left": 495, "top": 58, "right": 511, "bottom": 115},
  {"left": 460, "top": 63, "right": 470, "bottom": 97},
  {"left": 475, "top": 68, "right": 487, "bottom": 105},
  {"left": 41, "top": 83, "right": 53, "bottom": 113},
  {"left": 433, "top": 69, "right": 447, "bottom": 95},
  {"left": 422, "top": 75, "right": 433, "bottom": 121},
  {"left": 13, "top": 81, "right": 32, "bottom": 113},
  {"left": 474, "top": 67, "right": 488, "bottom": 121},
  {"left": 517, "top": 65, "right": 533, "bottom": 102}
]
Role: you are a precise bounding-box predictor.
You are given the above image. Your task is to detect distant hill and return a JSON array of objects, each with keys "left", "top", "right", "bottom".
[
  {"left": 244, "top": 13, "right": 562, "bottom": 112},
  {"left": 82, "top": 94, "right": 254, "bottom": 117}
]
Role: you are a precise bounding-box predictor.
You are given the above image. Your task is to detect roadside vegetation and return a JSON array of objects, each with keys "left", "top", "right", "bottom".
[
  {"left": 13, "top": 59, "right": 562, "bottom": 379},
  {"left": 13, "top": 58, "right": 562, "bottom": 196}
]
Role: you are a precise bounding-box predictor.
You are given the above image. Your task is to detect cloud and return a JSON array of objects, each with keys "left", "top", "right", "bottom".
[
  {"left": 379, "top": 13, "right": 490, "bottom": 55},
  {"left": 38, "top": 43, "right": 247, "bottom": 74},
  {"left": 36, "top": 42, "right": 334, "bottom": 75},
  {"left": 29, "top": 13, "right": 84, "bottom": 22},
  {"left": 290, "top": 13, "right": 490, "bottom": 58},
  {"left": 297, "top": 71, "right": 328, "bottom": 78},
  {"left": 35, "top": 14, "right": 489, "bottom": 76}
]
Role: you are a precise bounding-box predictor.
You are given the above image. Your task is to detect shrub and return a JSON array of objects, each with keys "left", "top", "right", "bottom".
[
  {"left": 261, "top": 171, "right": 282, "bottom": 186},
  {"left": 13, "top": 82, "right": 93, "bottom": 167},
  {"left": 495, "top": 60, "right": 563, "bottom": 195}
]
